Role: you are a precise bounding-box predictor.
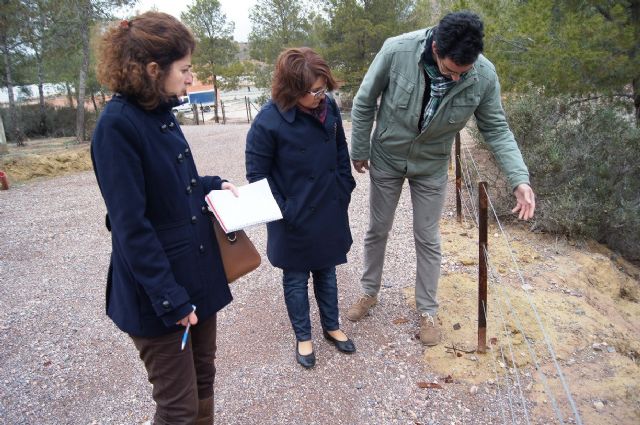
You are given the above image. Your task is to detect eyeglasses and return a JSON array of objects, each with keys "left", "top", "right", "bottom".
[
  {"left": 307, "top": 87, "right": 327, "bottom": 99},
  {"left": 436, "top": 56, "right": 472, "bottom": 79}
]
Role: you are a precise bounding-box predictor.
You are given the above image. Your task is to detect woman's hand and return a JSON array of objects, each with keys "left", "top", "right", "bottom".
[
  {"left": 221, "top": 181, "right": 239, "bottom": 197},
  {"left": 176, "top": 310, "right": 198, "bottom": 327}
]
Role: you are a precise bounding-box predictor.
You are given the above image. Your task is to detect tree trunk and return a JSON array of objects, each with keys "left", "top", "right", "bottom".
[
  {"left": 0, "top": 111, "right": 8, "bottom": 154},
  {"left": 632, "top": 0, "right": 640, "bottom": 126},
  {"left": 634, "top": 78, "right": 640, "bottom": 127},
  {"left": 66, "top": 82, "right": 74, "bottom": 107},
  {"left": 75, "top": 0, "right": 90, "bottom": 143},
  {"left": 36, "top": 6, "right": 47, "bottom": 135},
  {"left": 1, "top": 31, "right": 25, "bottom": 146},
  {"left": 36, "top": 51, "right": 47, "bottom": 135}
]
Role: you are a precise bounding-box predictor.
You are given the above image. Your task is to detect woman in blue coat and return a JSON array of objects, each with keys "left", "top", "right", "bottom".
[
  {"left": 91, "top": 12, "right": 235, "bottom": 423},
  {"left": 246, "top": 48, "right": 357, "bottom": 369}
]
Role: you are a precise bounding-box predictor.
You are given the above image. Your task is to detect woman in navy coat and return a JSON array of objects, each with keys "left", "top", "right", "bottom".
[
  {"left": 91, "top": 12, "right": 235, "bottom": 423},
  {"left": 246, "top": 48, "right": 357, "bottom": 369}
]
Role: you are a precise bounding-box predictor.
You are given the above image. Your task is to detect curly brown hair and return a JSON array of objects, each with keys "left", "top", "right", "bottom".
[
  {"left": 96, "top": 12, "right": 195, "bottom": 110},
  {"left": 271, "top": 47, "right": 338, "bottom": 111}
]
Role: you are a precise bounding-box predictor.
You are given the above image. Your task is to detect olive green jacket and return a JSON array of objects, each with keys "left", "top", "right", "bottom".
[{"left": 351, "top": 28, "right": 530, "bottom": 190}]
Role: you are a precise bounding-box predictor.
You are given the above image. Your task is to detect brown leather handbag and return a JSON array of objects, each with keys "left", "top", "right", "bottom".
[{"left": 210, "top": 216, "right": 261, "bottom": 283}]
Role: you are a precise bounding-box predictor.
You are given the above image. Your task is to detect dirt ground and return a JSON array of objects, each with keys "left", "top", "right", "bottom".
[{"left": 1, "top": 129, "right": 638, "bottom": 424}]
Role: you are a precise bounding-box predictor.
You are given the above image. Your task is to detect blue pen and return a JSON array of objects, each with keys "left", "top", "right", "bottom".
[{"left": 180, "top": 305, "right": 197, "bottom": 351}]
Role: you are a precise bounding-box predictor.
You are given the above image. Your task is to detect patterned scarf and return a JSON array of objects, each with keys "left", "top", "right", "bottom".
[
  {"left": 421, "top": 28, "right": 459, "bottom": 130},
  {"left": 298, "top": 97, "right": 328, "bottom": 123}
]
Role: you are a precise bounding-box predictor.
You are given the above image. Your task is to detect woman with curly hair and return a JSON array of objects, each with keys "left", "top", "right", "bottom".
[{"left": 92, "top": 11, "right": 236, "bottom": 424}]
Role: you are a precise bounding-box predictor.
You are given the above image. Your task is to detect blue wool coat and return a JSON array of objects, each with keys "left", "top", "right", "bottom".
[
  {"left": 245, "top": 97, "right": 356, "bottom": 271},
  {"left": 91, "top": 95, "right": 232, "bottom": 338}
]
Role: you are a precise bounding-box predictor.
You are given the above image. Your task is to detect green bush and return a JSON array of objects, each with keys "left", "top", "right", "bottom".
[
  {"left": 471, "top": 92, "right": 640, "bottom": 262},
  {"left": 0, "top": 104, "right": 96, "bottom": 141}
]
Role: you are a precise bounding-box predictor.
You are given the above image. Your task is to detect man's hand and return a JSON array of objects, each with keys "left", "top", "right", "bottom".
[
  {"left": 221, "top": 181, "right": 239, "bottom": 197},
  {"left": 352, "top": 160, "right": 370, "bottom": 174},
  {"left": 512, "top": 183, "right": 535, "bottom": 220}
]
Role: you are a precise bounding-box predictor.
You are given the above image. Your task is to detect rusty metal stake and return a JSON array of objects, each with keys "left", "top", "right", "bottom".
[
  {"left": 478, "top": 181, "right": 488, "bottom": 353},
  {"left": 455, "top": 132, "right": 462, "bottom": 223}
]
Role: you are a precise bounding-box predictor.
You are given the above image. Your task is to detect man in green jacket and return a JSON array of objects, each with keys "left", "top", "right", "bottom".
[{"left": 346, "top": 11, "right": 536, "bottom": 346}]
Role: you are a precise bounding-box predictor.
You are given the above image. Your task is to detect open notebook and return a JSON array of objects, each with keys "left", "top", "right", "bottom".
[{"left": 205, "top": 178, "right": 283, "bottom": 233}]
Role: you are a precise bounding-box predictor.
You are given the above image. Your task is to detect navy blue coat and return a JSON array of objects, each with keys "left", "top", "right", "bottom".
[
  {"left": 91, "top": 95, "right": 232, "bottom": 338},
  {"left": 245, "top": 97, "right": 356, "bottom": 271}
]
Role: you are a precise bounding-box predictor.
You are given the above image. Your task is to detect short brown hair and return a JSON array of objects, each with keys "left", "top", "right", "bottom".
[
  {"left": 271, "top": 47, "right": 338, "bottom": 111},
  {"left": 96, "top": 12, "right": 195, "bottom": 110}
]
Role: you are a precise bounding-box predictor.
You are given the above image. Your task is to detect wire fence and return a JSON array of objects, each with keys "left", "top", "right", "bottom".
[{"left": 456, "top": 134, "right": 583, "bottom": 424}]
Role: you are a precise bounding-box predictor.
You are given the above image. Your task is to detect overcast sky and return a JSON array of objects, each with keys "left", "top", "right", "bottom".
[{"left": 125, "top": 0, "right": 257, "bottom": 42}]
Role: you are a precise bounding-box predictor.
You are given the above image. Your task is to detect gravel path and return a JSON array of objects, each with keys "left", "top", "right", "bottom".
[{"left": 0, "top": 123, "right": 517, "bottom": 424}]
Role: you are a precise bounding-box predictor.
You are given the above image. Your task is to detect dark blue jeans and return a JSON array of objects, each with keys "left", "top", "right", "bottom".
[{"left": 282, "top": 266, "right": 340, "bottom": 341}]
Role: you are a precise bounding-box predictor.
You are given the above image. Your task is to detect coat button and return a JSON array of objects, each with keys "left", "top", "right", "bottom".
[
  {"left": 310, "top": 206, "right": 316, "bottom": 212},
  {"left": 199, "top": 244, "right": 205, "bottom": 253},
  {"left": 191, "top": 216, "right": 197, "bottom": 224},
  {"left": 161, "top": 300, "right": 171, "bottom": 310},
  {"left": 190, "top": 178, "right": 197, "bottom": 187},
  {"left": 201, "top": 205, "right": 208, "bottom": 214},
  {"left": 185, "top": 148, "right": 191, "bottom": 157},
  {"left": 177, "top": 153, "right": 184, "bottom": 163},
  {"left": 160, "top": 124, "right": 168, "bottom": 132},
  {"left": 186, "top": 186, "right": 192, "bottom": 195}
]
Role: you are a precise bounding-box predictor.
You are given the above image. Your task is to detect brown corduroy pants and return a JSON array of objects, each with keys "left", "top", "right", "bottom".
[{"left": 131, "top": 314, "right": 217, "bottom": 425}]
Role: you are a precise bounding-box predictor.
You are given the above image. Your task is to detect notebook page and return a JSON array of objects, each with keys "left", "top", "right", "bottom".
[{"left": 205, "top": 179, "right": 283, "bottom": 233}]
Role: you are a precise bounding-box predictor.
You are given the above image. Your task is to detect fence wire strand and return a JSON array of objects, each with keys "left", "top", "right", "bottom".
[
  {"left": 484, "top": 194, "right": 582, "bottom": 424},
  {"left": 456, "top": 138, "right": 583, "bottom": 425}
]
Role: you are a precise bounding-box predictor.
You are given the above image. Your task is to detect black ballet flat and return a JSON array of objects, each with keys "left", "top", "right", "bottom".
[
  {"left": 296, "top": 341, "right": 316, "bottom": 369},
  {"left": 323, "top": 330, "right": 356, "bottom": 354}
]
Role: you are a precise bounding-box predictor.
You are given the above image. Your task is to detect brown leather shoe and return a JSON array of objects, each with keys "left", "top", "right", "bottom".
[
  {"left": 346, "top": 295, "right": 378, "bottom": 322},
  {"left": 419, "top": 313, "right": 441, "bottom": 346}
]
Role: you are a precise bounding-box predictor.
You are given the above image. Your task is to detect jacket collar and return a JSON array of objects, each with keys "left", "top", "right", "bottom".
[{"left": 274, "top": 101, "right": 297, "bottom": 124}]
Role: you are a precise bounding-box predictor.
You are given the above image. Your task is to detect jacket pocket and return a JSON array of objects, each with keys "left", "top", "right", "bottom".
[
  {"left": 449, "top": 93, "right": 481, "bottom": 124},
  {"left": 155, "top": 220, "right": 191, "bottom": 259},
  {"left": 390, "top": 68, "right": 415, "bottom": 109},
  {"left": 283, "top": 197, "right": 299, "bottom": 226}
]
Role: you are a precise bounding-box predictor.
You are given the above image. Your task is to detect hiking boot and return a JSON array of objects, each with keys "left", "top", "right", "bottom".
[
  {"left": 346, "top": 294, "right": 378, "bottom": 322},
  {"left": 419, "top": 313, "right": 441, "bottom": 346}
]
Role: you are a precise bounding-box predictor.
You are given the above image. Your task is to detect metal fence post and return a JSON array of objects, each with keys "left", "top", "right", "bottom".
[
  {"left": 478, "top": 181, "right": 488, "bottom": 353},
  {"left": 455, "top": 132, "right": 462, "bottom": 223}
]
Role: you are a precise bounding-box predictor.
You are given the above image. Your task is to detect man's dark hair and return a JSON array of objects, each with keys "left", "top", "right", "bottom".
[{"left": 434, "top": 11, "right": 484, "bottom": 66}]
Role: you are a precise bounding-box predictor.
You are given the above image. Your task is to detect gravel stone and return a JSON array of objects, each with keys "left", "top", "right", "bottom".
[{"left": 0, "top": 123, "right": 531, "bottom": 424}]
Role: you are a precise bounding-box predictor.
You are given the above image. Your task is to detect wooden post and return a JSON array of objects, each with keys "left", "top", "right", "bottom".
[
  {"left": 247, "top": 98, "right": 253, "bottom": 122},
  {"left": 221, "top": 101, "right": 226, "bottom": 124},
  {"left": 192, "top": 104, "right": 199, "bottom": 125},
  {"left": 0, "top": 115, "right": 8, "bottom": 154},
  {"left": 477, "top": 181, "right": 488, "bottom": 353},
  {"left": 245, "top": 97, "right": 250, "bottom": 123},
  {"left": 455, "top": 132, "right": 461, "bottom": 223}
]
